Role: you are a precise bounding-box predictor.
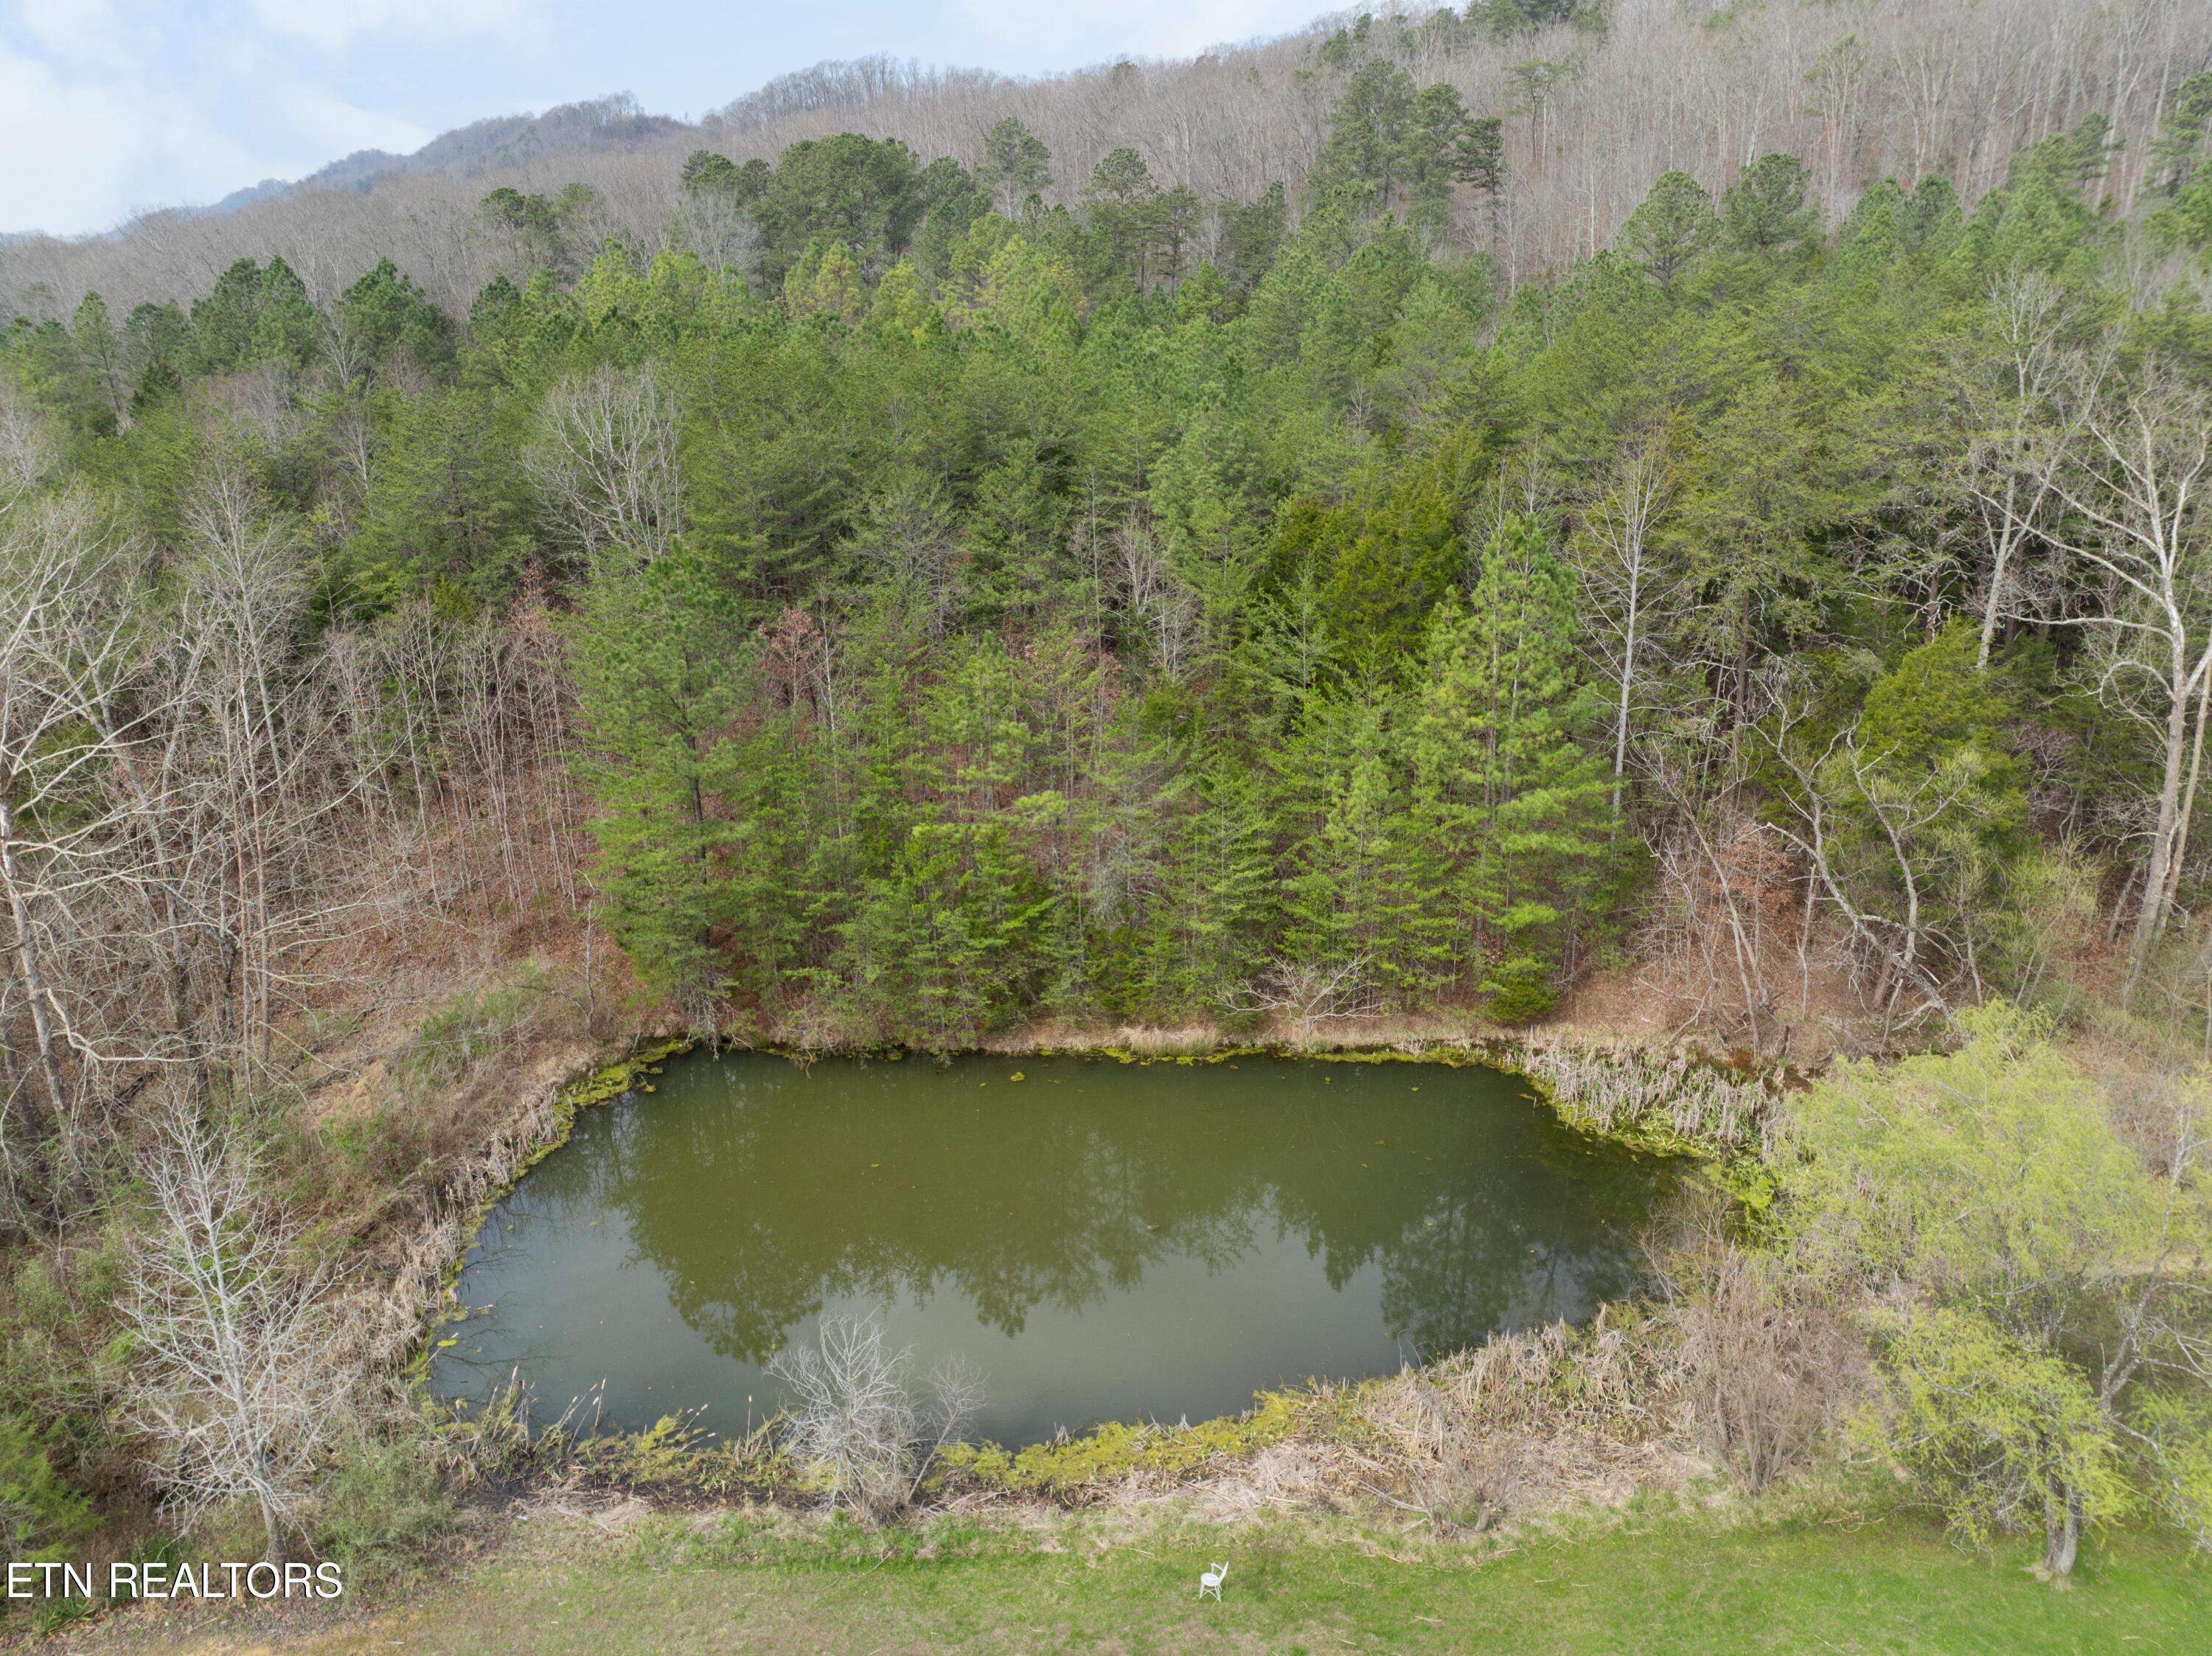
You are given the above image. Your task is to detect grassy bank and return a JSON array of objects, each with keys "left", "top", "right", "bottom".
[{"left": 69, "top": 1506, "right": 2212, "bottom": 1655}]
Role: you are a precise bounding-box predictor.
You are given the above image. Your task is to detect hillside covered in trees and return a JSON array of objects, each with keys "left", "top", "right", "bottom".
[
  {"left": 3, "top": 0, "right": 2212, "bottom": 1627},
  {"left": 5, "top": 0, "right": 2204, "bottom": 312},
  {"left": 7, "top": 23, "right": 2209, "bottom": 1064}
]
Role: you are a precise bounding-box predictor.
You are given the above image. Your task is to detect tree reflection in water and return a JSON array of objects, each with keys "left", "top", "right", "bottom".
[{"left": 434, "top": 1054, "right": 1670, "bottom": 1442}]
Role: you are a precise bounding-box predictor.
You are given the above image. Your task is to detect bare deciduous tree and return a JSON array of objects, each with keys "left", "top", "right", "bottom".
[
  {"left": 768, "top": 1313, "right": 981, "bottom": 1522},
  {"left": 0, "top": 490, "right": 143, "bottom": 1177},
  {"left": 2037, "top": 356, "right": 2211, "bottom": 1001},
  {"left": 1113, "top": 517, "right": 1199, "bottom": 685},
  {"left": 524, "top": 363, "right": 684, "bottom": 574},
  {"left": 667, "top": 187, "right": 759, "bottom": 274},
  {"left": 1576, "top": 418, "right": 1683, "bottom": 816},
  {"left": 0, "top": 434, "right": 581, "bottom": 1233},
  {"left": 1957, "top": 268, "right": 2087, "bottom": 670},
  {"left": 1763, "top": 707, "right": 1990, "bottom": 1035},
  {"left": 12, "top": 0, "right": 2194, "bottom": 333},
  {"left": 0, "top": 383, "right": 55, "bottom": 507},
  {"left": 124, "top": 1108, "right": 341, "bottom": 1564}
]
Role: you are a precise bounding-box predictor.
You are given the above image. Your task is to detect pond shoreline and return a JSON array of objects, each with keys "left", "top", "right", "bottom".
[
  {"left": 393, "top": 1021, "right": 1781, "bottom": 1513},
  {"left": 431, "top": 1047, "right": 1677, "bottom": 1452},
  {"left": 413, "top": 1022, "right": 1780, "bottom": 1374}
]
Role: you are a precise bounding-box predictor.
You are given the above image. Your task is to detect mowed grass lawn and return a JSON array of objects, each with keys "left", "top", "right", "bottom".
[{"left": 227, "top": 1508, "right": 2212, "bottom": 1656}]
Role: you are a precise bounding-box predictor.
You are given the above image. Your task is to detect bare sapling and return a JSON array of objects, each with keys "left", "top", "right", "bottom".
[
  {"left": 1669, "top": 1246, "right": 1862, "bottom": 1494},
  {"left": 123, "top": 1106, "right": 342, "bottom": 1564},
  {"left": 768, "top": 1313, "right": 981, "bottom": 1523}
]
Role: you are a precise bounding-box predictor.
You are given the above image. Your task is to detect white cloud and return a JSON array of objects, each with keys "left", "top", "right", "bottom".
[
  {"left": 0, "top": 34, "right": 257, "bottom": 234},
  {"left": 264, "top": 79, "right": 431, "bottom": 159},
  {"left": 0, "top": 1, "right": 456, "bottom": 234},
  {"left": 246, "top": 0, "right": 535, "bottom": 53},
  {"left": 945, "top": 0, "right": 1317, "bottom": 61},
  {"left": 12, "top": 0, "right": 129, "bottom": 64}
]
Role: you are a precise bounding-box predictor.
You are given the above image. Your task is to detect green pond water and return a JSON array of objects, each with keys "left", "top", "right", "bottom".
[{"left": 429, "top": 1051, "right": 1675, "bottom": 1447}]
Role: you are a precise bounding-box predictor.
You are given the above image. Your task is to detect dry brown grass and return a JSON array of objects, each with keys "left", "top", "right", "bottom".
[
  {"left": 261, "top": 799, "right": 672, "bottom": 1422},
  {"left": 1517, "top": 1043, "right": 1784, "bottom": 1155},
  {"left": 1288, "top": 1315, "right": 1710, "bottom": 1537}
]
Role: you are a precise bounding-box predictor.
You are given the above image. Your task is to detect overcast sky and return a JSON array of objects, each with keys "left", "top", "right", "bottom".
[{"left": 0, "top": 0, "right": 1322, "bottom": 237}]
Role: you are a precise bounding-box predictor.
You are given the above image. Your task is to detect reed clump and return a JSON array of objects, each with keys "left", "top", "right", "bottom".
[{"left": 1517, "top": 1044, "right": 1786, "bottom": 1158}]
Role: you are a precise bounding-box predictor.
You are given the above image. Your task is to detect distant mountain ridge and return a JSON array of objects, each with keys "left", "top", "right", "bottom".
[
  {"left": 4, "top": 0, "right": 2194, "bottom": 320},
  {"left": 187, "top": 94, "right": 689, "bottom": 223},
  {"left": 156, "top": 53, "right": 1020, "bottom": 231}
]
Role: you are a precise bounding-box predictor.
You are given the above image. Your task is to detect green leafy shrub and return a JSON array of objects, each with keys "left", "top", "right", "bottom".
[
  {"left": 1480, "top": 954, "right": 1556, "bottom": 1023},
  {"left": 311, "top": 1433, "right": 454, "bottom": 1584},
  {"left": 1868, "top": 1307, "right": 2127, "bottom": 1564},
  {"left": 32, "top": 1595, "right": 95, "bottom": 1636},
  {"left": 398, "top": 964, "right": 551, "bottom": 1091},
  {"left": 2130, "top": 1387, "right": 2212, "bottom": 1552},
  {"left": 0, "top": 1408, "right": 92, "bottom": 1571}
]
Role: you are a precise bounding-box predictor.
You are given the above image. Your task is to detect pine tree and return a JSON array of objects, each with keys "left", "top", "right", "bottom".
[
  {"left": 1406, "top": 515, "right": 1614, "bottom": 1020},
  {"left": 1311, "top": 60, "right": 1417, "bottom": 210},
  {"left": 570, "top": 547, "right": 748, "bottom": 1029},
  {"left": 977, "top": 117, "right": 1053, "bottom": 219},
  {"left": 1280, "top": 693, "right": 1433, "bottom": 1008},
  {"left": 1620, "top": 171, "right": 1717, "bottom": 283},
  {"left": 1172, "top": 751, "right": 1278, "bottom": 1009}
]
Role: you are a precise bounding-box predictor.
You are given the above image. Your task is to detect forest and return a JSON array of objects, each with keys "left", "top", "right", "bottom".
[{"left": 1, "top": 0, "right": 2211, "bottom": 1634}]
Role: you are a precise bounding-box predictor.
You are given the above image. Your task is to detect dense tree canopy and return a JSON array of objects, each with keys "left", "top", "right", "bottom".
[{"left": 3, "top": 91, "right": 2209, "bottom": 1062}]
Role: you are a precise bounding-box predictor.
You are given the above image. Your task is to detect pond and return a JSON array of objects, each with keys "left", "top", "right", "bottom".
[{"left": 428, "top": 1051, "right": 1676, "bottom": 1447}]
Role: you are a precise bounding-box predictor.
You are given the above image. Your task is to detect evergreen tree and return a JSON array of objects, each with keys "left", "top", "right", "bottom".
[
  {"left": 909, "top": 156, "right": 992, "bottom": 288},
  {"left": 784, "top": 239, "right": 868, "bottom": 323},
  {"left": 570, "top": 547, "right": 750, "bottom": 1029},
  {"left": 69, "top": 291, "right": 128, "bottom": 426},
  {"left": 1173, "top": 752, "right": 1278, "bottom": 1009},
  {"left": 1220, "top": 183, "right": 1290, "bottom": 291},
  {"left": 1312, "top": 60, "right": 1418, "bottom": 209},
  {"left": 1453, "top": 116, "right": 1506, "bottom": 206},
  {"left": 976, "top": 117, "right": 1053, "bottom": 218},
  {"left": 1721, "top": 153, "right": 1819, "bottom": 253},
  {"left": 1620, "top": 170, "right": 1716, "bottom": 283},
  {"left": 752, "top": 135, "right": 923, "bottom": 283},
  {"left": 2148, "top": 72, "right": 2212, "bottom": 195},
  {"left": 1407, "top": 515, "right": 1614, "bottom": 1019},
  {"left": 1287, "top": 431, "right": 1483, "bottom": 676},
  {"left": 1083, "top": 148, "right": 1169, "bottom": 290},
  {"left": 681, "top": 149, "right": 770, "bottom": 205},
  {"left": 335, "top": 258, "right": 455, "bottom": 375},
  {"left": 1404, "top": 82, "right": 1475, "bottom": 240},
  {"left": 1280, "top": 692, "right": 1432, "bottom": 1007}
]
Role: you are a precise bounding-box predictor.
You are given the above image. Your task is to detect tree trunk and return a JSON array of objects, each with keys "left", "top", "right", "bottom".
[
  {"left": 258, "top": 1487, "right": 289, "bottom": 1567},
  {"left": 2124, "top": 651, "right": 2192, "bottom": 1004},
  {"left": 0, "top": 790, "right": 66, "bottom": 1151},
  {"left": 1976, "top": 503, "right": 2019, "bottom": 672},
  {"left": 1612, "top": 574, "right": 1637, "bottom": 820},
  {"left": 2042, "top": 1482, "right": 2081, "bottom": 1579},
  {"left": 2154, "top": 658, "right": 2211, "bottom": 947}
]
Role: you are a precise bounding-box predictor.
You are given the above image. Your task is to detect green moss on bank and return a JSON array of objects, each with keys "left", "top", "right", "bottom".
[{"left": 939, "top": 1390, "right": 1318, "bottom": 1497}]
